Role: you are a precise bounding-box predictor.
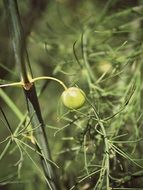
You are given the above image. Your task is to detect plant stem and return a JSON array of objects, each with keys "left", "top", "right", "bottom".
[
  {"left": 24, "top": 85, "right": 60, "bottom": 190},
  {"left": 0, "top": 89, "right": 23, "bottom": 120},
  {"left": 32, "top": 76, "right": 68, "bottom": 90},
  {"left": 0, "top": 76, "right": 67, "bottom": 90},
  {"left": 3, "top": 0, "right": 29, "bottom": 83},
  {"left": 99, "top": 122, "right": 110, "bottom": 189},
  {"left": 92, "top": 107, "right": 110, "bottom": 189},
  {"left": 82, "top": 31, "right": 95, "bottom": 85},
  {"left": 0, "top": 82, "right": 22, "bottom": 88},
  {"left": 3, "top": 0, "right": 61, "bottom": 189}
]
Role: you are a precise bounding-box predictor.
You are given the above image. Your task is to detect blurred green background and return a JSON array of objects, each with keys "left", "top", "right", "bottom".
[{"left": 0, "top": 0, "right": 143, "bottom": 189}]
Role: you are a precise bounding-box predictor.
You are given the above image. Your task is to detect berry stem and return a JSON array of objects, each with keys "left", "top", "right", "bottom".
[{"left": 31, "top": 76, "right": 68, "bottom": 90}]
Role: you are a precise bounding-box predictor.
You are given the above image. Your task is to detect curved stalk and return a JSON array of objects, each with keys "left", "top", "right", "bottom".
[{"left": 31, "top": 76, "right": 68, "bottom": 90}]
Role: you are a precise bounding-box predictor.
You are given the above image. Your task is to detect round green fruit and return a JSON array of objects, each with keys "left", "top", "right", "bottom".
[{"left": 61, "top": 87, "right": 85, "bottom": 109}]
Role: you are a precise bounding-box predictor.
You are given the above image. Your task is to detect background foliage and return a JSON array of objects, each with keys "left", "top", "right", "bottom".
[{"left": 0, "top": 0, "right": 143, "bottom": 189}]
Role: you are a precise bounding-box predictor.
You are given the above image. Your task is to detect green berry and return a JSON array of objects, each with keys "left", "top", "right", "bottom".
[{"left": 61, "top": 87, "right": 85, "bottom": 109}]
